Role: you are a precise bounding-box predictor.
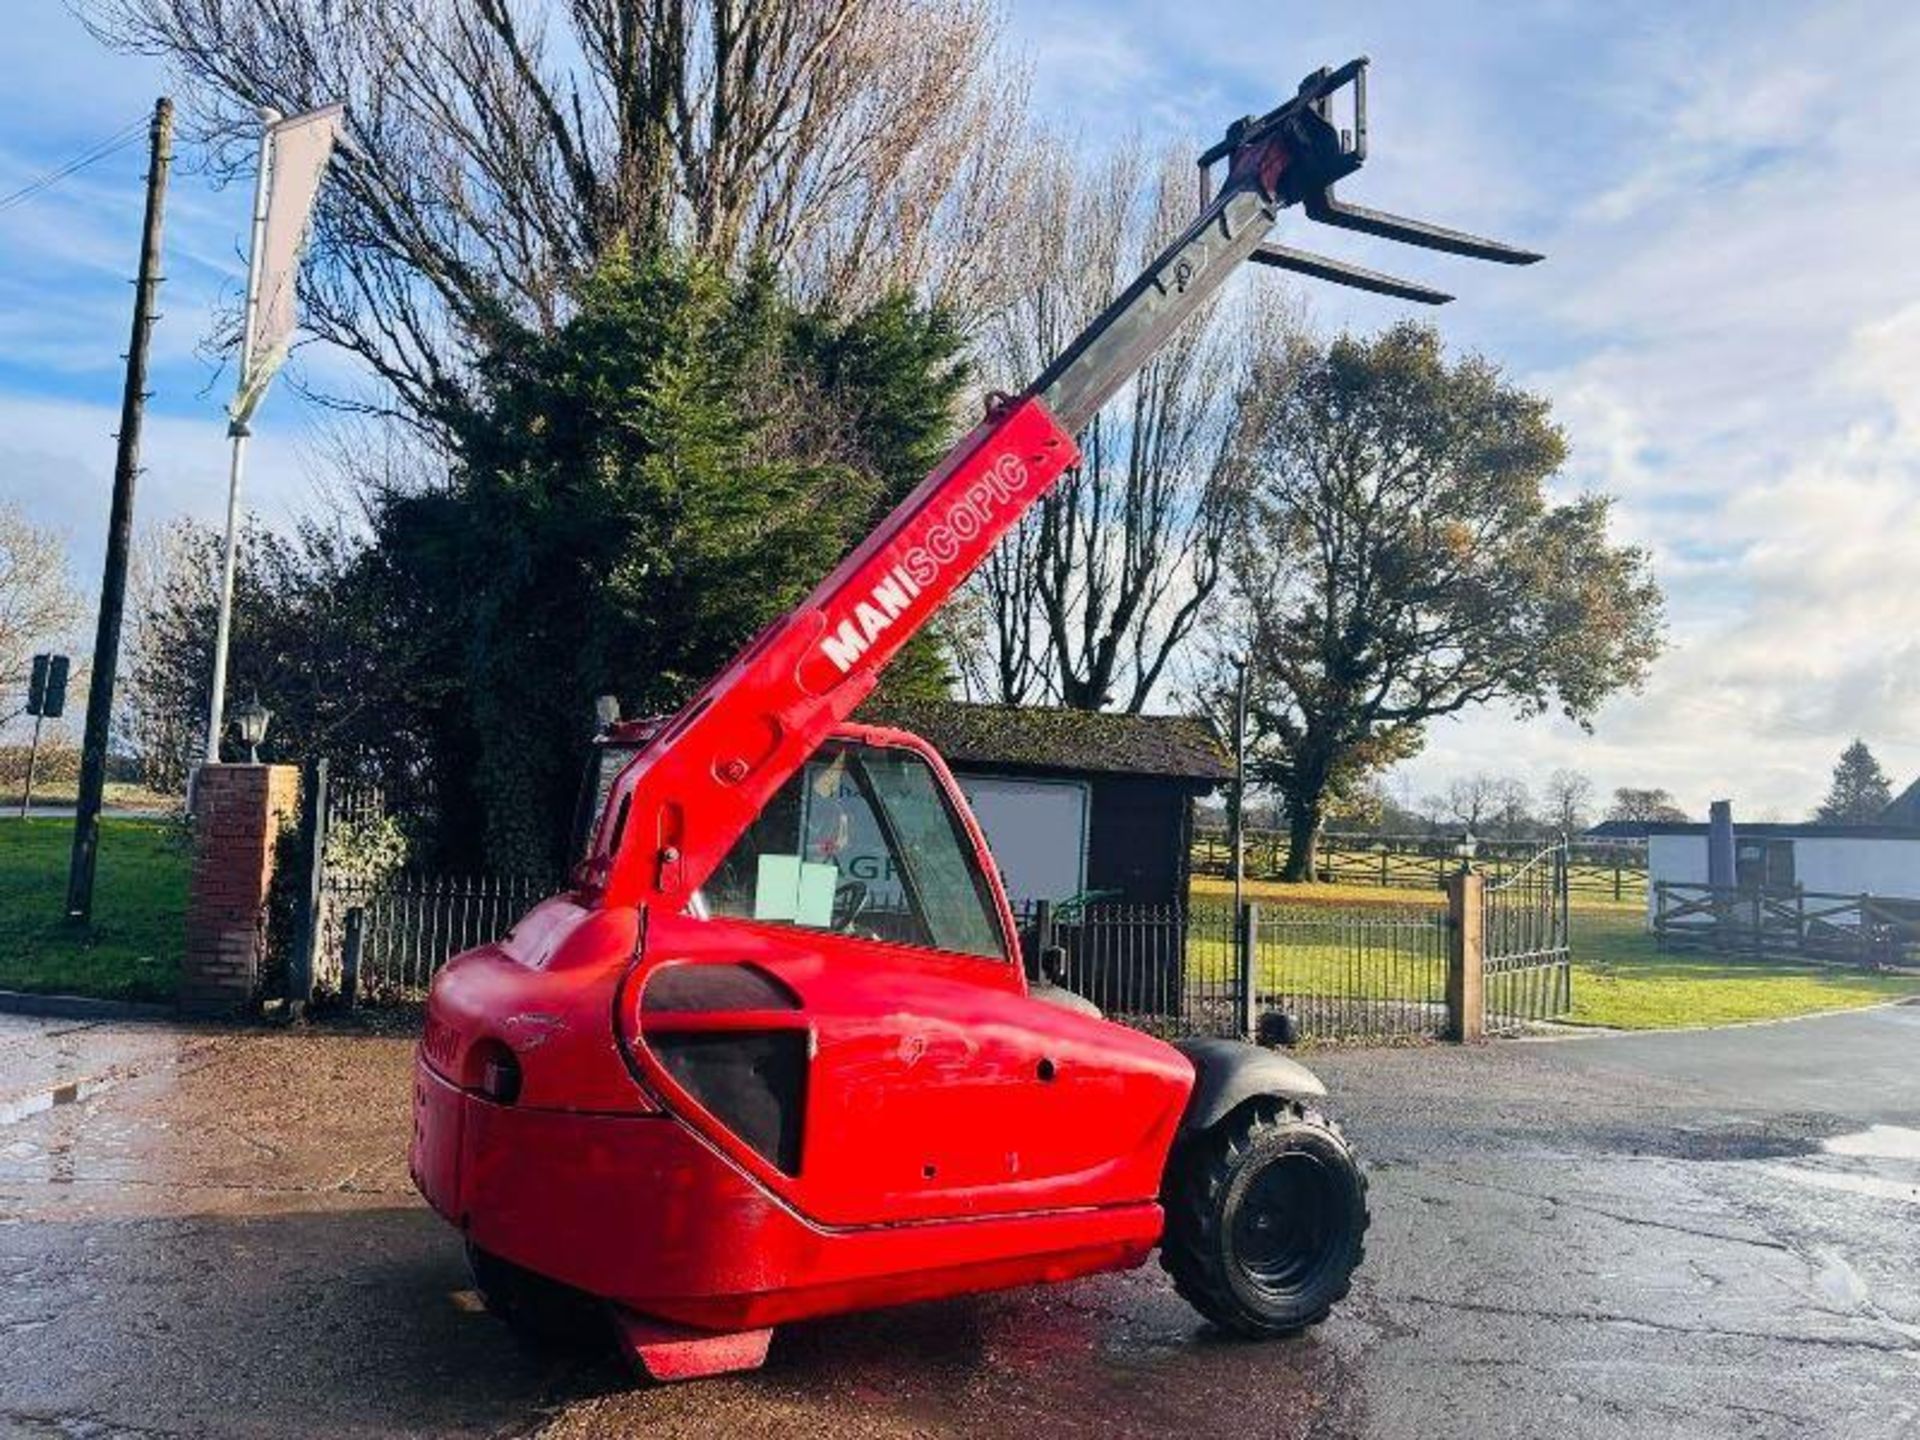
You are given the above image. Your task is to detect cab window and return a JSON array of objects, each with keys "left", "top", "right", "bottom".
[{"left": 701, "top": 741, "right": 1007, "bottom": 960}]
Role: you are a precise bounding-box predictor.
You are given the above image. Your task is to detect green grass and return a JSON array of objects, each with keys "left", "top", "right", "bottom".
[
  {"left": 0, "top": 780, "right": 178, "bottom": 812},
  {"left": 1181, "top": 897, "right": 1449, "bottom": 1004},
  {"left": 1194, "top": 874, "right": 1450, "bottom": 909},
  {"left": 0, "top": 817, "right": 185, "bottom": 1002},
  {"left": 1189, "top": 874, "right": 1920, "bottom": 1030},
  {"left": 1563, "top": 904, "right": 1920, "bottom": 1028}
]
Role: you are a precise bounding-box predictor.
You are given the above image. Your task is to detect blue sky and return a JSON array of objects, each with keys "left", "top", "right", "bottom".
[{"left": 6, "top": 1, "right": 1920, "bottom": 820}]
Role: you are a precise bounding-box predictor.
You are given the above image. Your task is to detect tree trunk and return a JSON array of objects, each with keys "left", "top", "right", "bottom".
[{"left": 1280, "top": 795, "right": 1322, "bottom": 883}]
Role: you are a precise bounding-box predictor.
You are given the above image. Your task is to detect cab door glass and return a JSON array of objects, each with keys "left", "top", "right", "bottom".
[
  {"left": 701, "top": 742, "right": 1007, "bottom": 960},
  {"left": 856, "top": 747, "right": 1005, "bottom": 959}
]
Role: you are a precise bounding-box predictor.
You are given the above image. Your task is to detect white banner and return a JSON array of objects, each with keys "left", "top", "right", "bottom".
[{"left": 229, "top": 103, "right": 344, "bottom": 428}]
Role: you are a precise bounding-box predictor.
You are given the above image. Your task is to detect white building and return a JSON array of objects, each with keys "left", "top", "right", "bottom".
[{"left": 1643, "top": 821, "right": 1920, "bottom": 922}]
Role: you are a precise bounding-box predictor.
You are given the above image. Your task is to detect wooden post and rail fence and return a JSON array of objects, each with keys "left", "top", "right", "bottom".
[
  {"left": 1651, "top": 881, "right": 1920, "bottom": 968},
  {"left": 1193, "top": 827, "right": 1644, "bottom": 903}
]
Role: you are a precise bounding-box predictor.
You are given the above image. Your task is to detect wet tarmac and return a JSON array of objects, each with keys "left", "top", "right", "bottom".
[{"left": 1, "top": 1004, "right": 1916, "bottom": 1438}]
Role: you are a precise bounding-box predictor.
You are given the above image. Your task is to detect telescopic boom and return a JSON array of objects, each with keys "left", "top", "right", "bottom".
[{"left": 586, "top": 58, "right": 1538, "bottom": 910}]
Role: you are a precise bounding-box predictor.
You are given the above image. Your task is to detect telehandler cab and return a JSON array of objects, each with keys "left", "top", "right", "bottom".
[{"left": 411, "top": 58, "right": 1538, "bottom": 1381}]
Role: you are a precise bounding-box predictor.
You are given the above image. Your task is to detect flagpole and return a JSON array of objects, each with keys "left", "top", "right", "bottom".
[{"left": 206, "top": 106, "right": 279, "bottom": 765}]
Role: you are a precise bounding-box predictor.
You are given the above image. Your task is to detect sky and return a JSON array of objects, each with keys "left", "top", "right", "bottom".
[{"left": 4, "top": 1, "right": 1920, "bottom": 822}]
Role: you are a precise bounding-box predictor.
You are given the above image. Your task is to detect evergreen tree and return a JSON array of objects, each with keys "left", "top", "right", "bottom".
[
  {"left": 128, "top": 250, "right": 969, "bottom": 872},
  {"left": 1814, "top": 739, "right": 1893, "bottom": 825},
  {"left": 384, "top": 248, "right": 968, "bottom": 871}
]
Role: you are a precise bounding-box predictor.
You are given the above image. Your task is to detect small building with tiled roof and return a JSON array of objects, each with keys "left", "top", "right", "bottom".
[{"left": 857, "top": 698, "right": 1229, "bottom": 910}]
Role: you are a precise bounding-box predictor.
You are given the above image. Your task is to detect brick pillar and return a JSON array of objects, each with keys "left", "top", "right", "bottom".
[
  {"left": 1445, "top": 868, "right": 1485, "bottom": 1043},
  {"left": 183, "top": 763, "right": 301, "bottom": 1015}
]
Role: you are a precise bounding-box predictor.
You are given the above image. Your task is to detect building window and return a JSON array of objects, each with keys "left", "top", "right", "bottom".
[{"left": 1734, "top": 839, "right": 1794, "bottom": 891}]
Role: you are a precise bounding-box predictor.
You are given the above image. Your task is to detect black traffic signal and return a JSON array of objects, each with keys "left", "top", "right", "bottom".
[{"left": 27, "top": 653, "right": 70, "bottom": 718}]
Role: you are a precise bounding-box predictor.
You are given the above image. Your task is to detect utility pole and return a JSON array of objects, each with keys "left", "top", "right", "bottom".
[
  {"left": 1230, "top": 655, "right": 1249, "bottom": 919},
  {"left": 67, "top": 97, "right": 172, "bottom": 922}
]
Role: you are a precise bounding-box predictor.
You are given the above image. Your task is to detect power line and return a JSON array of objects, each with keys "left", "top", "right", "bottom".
[{"left": 0, "top": 115, "right": 150, "bottom": 215}]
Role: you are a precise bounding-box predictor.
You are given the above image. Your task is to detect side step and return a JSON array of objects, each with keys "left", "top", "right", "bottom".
[{"left": 609, "top": 1307, "right": 774, "bottom": 1382}]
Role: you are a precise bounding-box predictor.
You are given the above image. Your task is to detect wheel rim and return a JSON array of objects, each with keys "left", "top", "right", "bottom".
[{"left": 1230, "top": 1150, "right": 1350, "bottom": 1298}]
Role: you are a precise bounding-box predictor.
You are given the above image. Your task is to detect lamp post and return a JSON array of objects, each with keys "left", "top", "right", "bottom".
[
  {"left": 231, "top": 693, "right": 272, "bottom": 764},
  {"left": 1454, "top": 830, "right": 1479, "bottom": 872}
]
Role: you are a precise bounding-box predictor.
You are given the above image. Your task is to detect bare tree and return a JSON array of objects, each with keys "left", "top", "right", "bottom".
[
  {"left": 0, "top": 502, "right": 84, "bottom": 725},
  {"left": 1490, "top": 777, "right": 1533, "bottom": 839},
  {"left": 83, "top": 0, "right": 1033, "bottom": 433},
  {"left": 1426, "top": 773, "right": 1508, "bottom": 834},
  {"left": 118, "top": 522, "right": 201, "bottom": 789},
  {"left": 1420, "top": 773, "right": 1533, "bottom": 838},
  {"left": 1543, "top": 768, "right": 1594, "bottom": 835},
  {"left": 963, "top": 141, "right": 1276, "bottom": 712},
  {"left": 958, "top": 507, "right": 1049, "bottom": 704},
  {"left": 1605, "top": 786, "right": 1689, "bottom": 825}
]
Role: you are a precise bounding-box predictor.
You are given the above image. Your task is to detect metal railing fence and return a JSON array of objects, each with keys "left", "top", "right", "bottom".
[
  {"left": 315, "top": 873, "right": 558, "bottom": 1002},
  {"left": 308, "top": 875, "right": 1563, "bottom": 1042},
  {"left": 1015, "top": 897, "right": 1453, "bottom": 1043},
  {"left": 1257, "top": 904, "right": 1452, "bottom": 1041}
]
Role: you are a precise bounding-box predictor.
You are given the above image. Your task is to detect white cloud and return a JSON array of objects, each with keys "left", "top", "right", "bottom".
[
  {"left": 0, "top": 392, "right": 321, "bottom": 606},
  {"left": 1399, "top": 3, "right": 1920, "bottom": 818},
  {"left": 1011, "top": 0, "right": 1920, "bottom": 817}
]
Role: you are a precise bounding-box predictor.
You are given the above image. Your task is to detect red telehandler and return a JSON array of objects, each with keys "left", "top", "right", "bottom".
[{"left": 411, "top": 58, "right": 1538, "bottom": 1381}]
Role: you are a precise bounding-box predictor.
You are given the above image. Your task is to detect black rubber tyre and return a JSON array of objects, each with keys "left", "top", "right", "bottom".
[
  {"left": 465, "top": 1242, "right": 609, "bottom": 1352},
  {"left": 1159, "top": 1100, "right": 1369, "bottom": 1338}
]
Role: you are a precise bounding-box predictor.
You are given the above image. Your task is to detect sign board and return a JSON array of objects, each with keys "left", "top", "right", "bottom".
[
  {"left": 27, "top": 653, "right": 69, "bottom": 718},
  {"left": 955, "top": 775, "right": 1090, "bottom": 905}
]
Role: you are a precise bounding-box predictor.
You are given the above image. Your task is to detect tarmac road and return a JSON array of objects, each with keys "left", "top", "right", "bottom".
[{"left": 0, "top": 1003, "right": 1916, "bottom": 1439}]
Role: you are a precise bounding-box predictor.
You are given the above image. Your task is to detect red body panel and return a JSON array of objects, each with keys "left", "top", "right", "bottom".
[
  {"left": 417, "top": 1058, "right": 1164, "bottom": 1331},
  {"left": 411, "top": 842, "right": 1193, "bottom": 1329},
  {"left": 413, "top": 724, "right": 1195, "bottom": 1327},
  {"left": 626, "top": 909, "right": 1192, "bottom": 1227},
  {"left": 609, "top": 1313, "right": 775, "bottom": 1382},
  {"left": 409, "top": 391, "right": 1196, "bottom": 1338}
]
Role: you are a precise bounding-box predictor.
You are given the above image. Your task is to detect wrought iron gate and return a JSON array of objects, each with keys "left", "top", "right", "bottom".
[{"left": 1480, "top": 840, "right": 1572, "bottom": 1032}]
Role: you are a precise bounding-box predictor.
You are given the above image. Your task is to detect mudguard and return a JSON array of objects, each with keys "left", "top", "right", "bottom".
[
  {"left": 1028, "top": 982, "right": 1102, "bottom": 1019},
  {"left": 1172, "top": 1037, "right": 1327, "bottom": 1134}
]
